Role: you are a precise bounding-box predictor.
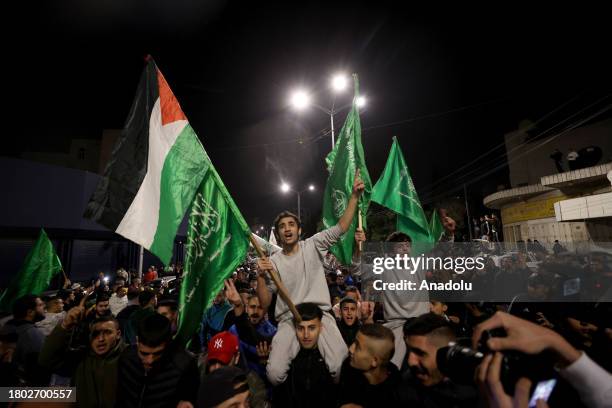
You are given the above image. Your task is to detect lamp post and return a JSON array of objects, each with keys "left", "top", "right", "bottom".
[
  {"left": 289, "top": 73, "right": 366, "bottom": 149},
  {"left": 280, "top": 182, "right": 315, "bottom": 220}
]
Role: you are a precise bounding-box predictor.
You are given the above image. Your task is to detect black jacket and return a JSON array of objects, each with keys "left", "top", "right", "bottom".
[
  {"left": 338, "top": 358, "right": 403, "bottom": 407},
  {"left": 397, "top": 370, "right": 478, "bottom": 408},
  {"left": 337, "top": 319, "right": 360, "bottom": 347},
  {"left": 272, "top": 347, "right": 336, "bottom": 408},
  {"left": 116, "top": 343, "right": 199, "bottom": 408}
]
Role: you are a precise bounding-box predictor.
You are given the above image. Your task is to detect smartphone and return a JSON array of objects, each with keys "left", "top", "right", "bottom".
[{"left": 528, "top": 378, "right": 557, "bottom": 407}]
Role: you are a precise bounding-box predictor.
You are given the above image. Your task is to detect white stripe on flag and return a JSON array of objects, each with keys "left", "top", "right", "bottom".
[{"left": 116, "top": 98, "right": 187, "bottom": 249}]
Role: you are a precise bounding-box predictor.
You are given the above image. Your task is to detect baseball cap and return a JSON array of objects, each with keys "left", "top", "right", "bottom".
[
  {"left": 197, "top": 366, "right": 249, "bottom": 408},
  {"left": 207, "top": 331, "right": 239, "bottom": 365}
]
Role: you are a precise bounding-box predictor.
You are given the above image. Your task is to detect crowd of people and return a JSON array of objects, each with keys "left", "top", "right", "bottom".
[
  {"left": 471, "top": 214, "right": 501, "bottom": 242},
  {"left": 0, "top": 174, "right": 610, "bottom": 407}
]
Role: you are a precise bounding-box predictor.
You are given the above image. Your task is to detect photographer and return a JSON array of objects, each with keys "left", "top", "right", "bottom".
[
  {"left": 473, "top": 311, "right": 612, "bottom": 408},
  {"left": 398, "top": 313, "right": 478, "bottom": 407}
]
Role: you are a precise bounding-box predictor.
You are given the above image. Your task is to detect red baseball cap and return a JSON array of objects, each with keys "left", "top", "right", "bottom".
[{"left": 207, "top": 332, "right": 239, "bottom": 365}]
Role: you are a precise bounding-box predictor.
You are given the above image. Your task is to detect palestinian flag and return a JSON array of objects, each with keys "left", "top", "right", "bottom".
[{"left": 84, "top": 58, "right": 208, "bottom": 265}]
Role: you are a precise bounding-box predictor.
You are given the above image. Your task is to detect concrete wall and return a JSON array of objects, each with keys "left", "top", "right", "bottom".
[
  {"left": 506, "top": 119, "right": 612, "bottom": 188},
  {"left": 1, "top": 156, "right": 188, "bottom": 233}
]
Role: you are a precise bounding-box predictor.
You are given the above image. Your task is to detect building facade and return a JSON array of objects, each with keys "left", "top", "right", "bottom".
[{"left": 484, "top": 119, "right": 612, "bottom": 250}]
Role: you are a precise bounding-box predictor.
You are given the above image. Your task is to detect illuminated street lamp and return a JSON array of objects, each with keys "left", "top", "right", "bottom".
[
  {"left": 280, "top": 182, "right": 316, "bottom": 220},
  {"left": 288, "top": 73, "right": 367, "bottom": 149}
]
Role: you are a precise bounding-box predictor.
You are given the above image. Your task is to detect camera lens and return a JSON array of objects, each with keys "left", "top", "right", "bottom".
[{"left": 436, "top": 342, "right": 485, "bottom": 384}]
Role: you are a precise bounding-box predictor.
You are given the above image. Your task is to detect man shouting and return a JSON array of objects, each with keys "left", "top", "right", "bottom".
[{"left": 256, "top": 170, "right": 365, "bottom": 385}]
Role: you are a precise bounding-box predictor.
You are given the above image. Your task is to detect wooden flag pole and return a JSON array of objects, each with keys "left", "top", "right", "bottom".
[
  {"left": 358, "top": 209, "right": 363, "bottom": 251},
  {"left": 248, "top": 234, "right": 302, "bottom": 323},
  {"left": 61, "top": 268, "right": 69, "bottom": 285}
]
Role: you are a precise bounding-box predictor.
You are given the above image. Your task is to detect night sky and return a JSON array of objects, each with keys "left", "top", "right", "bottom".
[{"left": 5, "top": 2, "right": 612, "bottom": 233}]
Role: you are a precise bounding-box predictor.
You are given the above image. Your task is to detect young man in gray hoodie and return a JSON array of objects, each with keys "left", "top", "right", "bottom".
[{"left": 256, "top": 172, "right": 365, "bottom": 385}]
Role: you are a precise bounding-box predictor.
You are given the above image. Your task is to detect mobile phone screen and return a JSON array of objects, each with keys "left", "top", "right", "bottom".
[{"left": 528, "top": 378, "right": 557, "bottom": 407}]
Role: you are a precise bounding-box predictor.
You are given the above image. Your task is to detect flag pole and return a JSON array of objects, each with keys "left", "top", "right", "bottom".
[
  {"left": 358, "top": 209, "right": 363, "bottom": 251},
  {"left": 138, "top": 245, "right": 144, "bottom": 280},
  {"left": 61, "top": 267, "right": 70, "bottom": 288},
  {"left": 463, "top": 184, "right": 473, "bottom": 241},
  {"left": 248, "top": 234, "right": 302, "bottom": 323}
]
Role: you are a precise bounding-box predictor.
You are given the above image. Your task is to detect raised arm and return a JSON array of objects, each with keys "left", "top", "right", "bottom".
[
  {"left": 255, "top": 258, "right": 274, "bottom": 311},
  {"left": 338, "top": 169, "right": 365, "bottom": 233}
]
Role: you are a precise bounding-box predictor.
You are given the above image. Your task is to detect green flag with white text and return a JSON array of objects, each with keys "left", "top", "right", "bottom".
[
  {"left": 429, "top": 209, "right": 445, "bottom": 243},
  {"left": 176, "top": 151, "right": 251, "bottom": 346},
  {"left": 371, "top": 137, "right": 433, "bottom": 252},
  {"left": 322, "top": 75, "right": 372, "bottom": 265},
  {"left": 0, "top": 229, "right": 62, "bottom": 312}
]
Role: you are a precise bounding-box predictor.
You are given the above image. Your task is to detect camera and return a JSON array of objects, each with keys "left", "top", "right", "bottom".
[{"left": 436, "top": 330, "right": 555, "bottom": 394}]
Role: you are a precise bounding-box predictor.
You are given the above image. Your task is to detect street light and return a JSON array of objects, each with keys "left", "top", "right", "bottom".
[
  {"left": 331, "top": 74, "right": 348, "bottom": 92},
  {"left": 356, "top": 96, "right": 366, "bottom": 108},
  {"left": 290, "top": 89, "right": 310, "bottom": 110},
  {"left": 280, "top": 183, "right": 316, "bottom": 220},
  {"left": 288, "top": 73, "right": 367, "bottom": 149}
]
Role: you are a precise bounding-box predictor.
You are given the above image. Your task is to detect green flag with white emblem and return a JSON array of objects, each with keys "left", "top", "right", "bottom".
[
  {"left": 429, "top": 208, "right": 445, "bottom": 243},
  {"left": 176, "top": 149, "right": 251, "bottom": 346},
  {"left": 322, "top": 75, "right": 372, "bottom": 265},
  {"left": 371, "top": 137, "right": 433, "bottom": 252}
]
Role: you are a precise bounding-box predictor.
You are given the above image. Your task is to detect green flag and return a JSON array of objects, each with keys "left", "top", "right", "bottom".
[
  {"left": 176, "top": 150, "right": 251, "bottom": 346},
  {"left": 429, "top": 209, "right": 445, "bottom": 243},
  {"left": 371, "top": 137, "right": 433, "bottom": 252},
  {"left": 322, "top": 75, "right": 372, "bottom": 265},
  {"left": 0, "top": 229, "right": 62, "bottom": 312}
]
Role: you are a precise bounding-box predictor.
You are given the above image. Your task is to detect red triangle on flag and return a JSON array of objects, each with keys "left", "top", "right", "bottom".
[{"left": 157, "top": 69, "right": 187, "bottom": 126}]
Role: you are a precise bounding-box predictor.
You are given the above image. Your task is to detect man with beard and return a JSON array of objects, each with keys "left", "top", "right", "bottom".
[
  {"left": 39, "top": 307, "right": 125, "bottom": 407},
  {"left": 5, "top": 294, "right": 49, "bottom": 385},
  {"left": 93, "top": 292, "right": 112, "bottom": 318},
  {"left": 223, "top": 279, "right": 277, "bottom": 381},
  {"left": 36, "top": 295, "right": 66, "bottom": 336},
  {"left": 398, "top": 313, "right": 477, "bottom": 407},
  {"left": 256, "top": 172, "right": 365, "bottom": 385},
  {"left": 338, "top": 324, "right": 402, "bottom": 407}
]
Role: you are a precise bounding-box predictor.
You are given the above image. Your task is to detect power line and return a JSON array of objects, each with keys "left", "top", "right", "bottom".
[
  {"left": 361, "top": 98, "right": 508, "bottom": 132},
  {"left": 207, "top": 98, "right": 508, "bottom": 152},
  {"left": 209, "top": 126, "right": 329, "bottom": 152},
  {"left": 418, "top": 94, "right": 611, "bottom": 199},
  {"left": 420, "top": 103, "right": 612, "bottom": 205},
  {"left": 415, "top": 94, "right": 584, "bottom": 193}
]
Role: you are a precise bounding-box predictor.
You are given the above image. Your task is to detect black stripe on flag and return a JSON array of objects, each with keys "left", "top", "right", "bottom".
[{"left": 84, "top": 59, "right": 159, "bottom": 231}]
